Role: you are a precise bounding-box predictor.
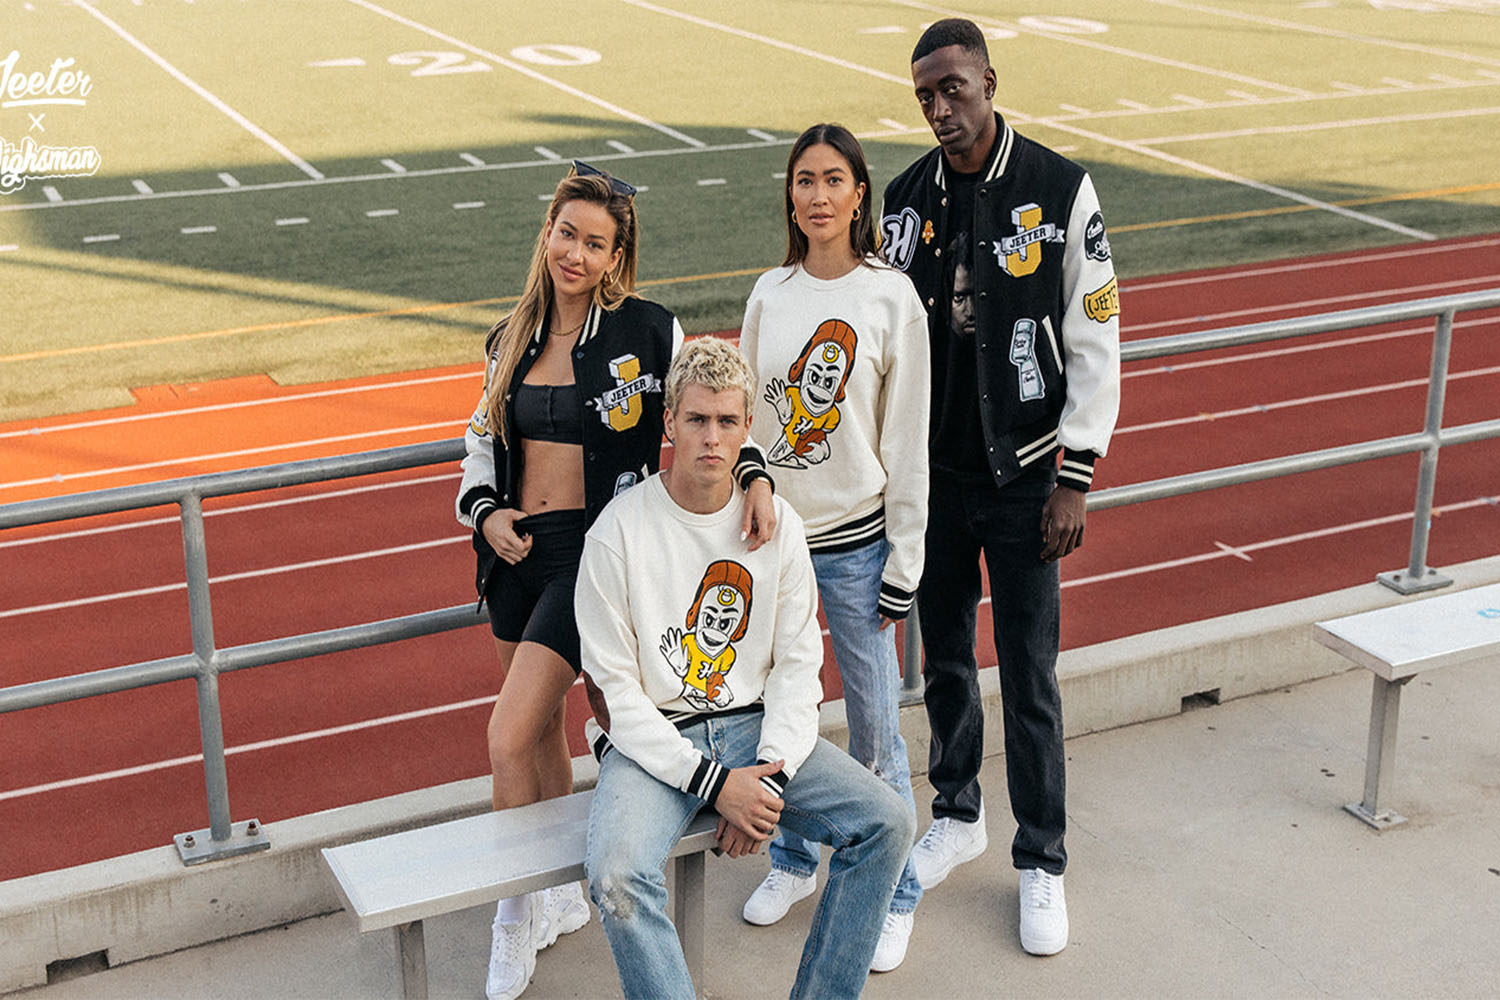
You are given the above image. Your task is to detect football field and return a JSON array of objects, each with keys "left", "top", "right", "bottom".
[{"left": 2, "top": 0, "right": 1499, "bottom": 421}]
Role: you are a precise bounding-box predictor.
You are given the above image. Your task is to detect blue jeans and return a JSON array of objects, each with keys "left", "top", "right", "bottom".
[
  {"left": 767, "top": 538, "right": 922, "bottom": 914},
  {"left": 586, "top": 712, "right": 913, "bottom": 1000},
  {"left": 919, "top": 467, "right": 1066, "bottom": 874}
]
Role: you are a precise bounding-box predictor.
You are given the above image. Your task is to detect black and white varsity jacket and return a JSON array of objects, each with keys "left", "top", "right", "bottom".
[
  {"left": 456, "top": 297, "right": 769, "bottom": 599},
  {"left": 880, "top": 114, "right": 1120, "bottom": 492}
]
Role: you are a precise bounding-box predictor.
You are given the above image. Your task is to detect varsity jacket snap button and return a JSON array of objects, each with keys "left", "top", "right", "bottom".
[
  {"left": 927, "top": 297, "right": 934, "bottom": 306},
  {"left": 934, "top": 248, "right": 941, "bottom": 257}
]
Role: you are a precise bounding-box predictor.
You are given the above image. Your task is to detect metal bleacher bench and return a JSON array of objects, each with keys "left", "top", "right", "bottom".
[
  {"left": 1314, "top": 580, "right": 1500, "bottom": 829},
  {"left": 321, "top": 789, "right": 720, "bottom": 999}
]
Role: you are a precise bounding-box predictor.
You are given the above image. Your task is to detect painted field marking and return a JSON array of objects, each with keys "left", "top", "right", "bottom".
[
  {"left": 1172, "top": 94, "right": 1207, "bottom": 106},
  {"left": 1062, "top": 495, "right": 1500, "bottom": 590},
  {"left": 0, "top": 472, "right": 462, "bottom": 550},
  {"left": 41, "top": 186, "right": 61, "bottom": 203},
  {"left": 459, "top": 153, "right": 485, "bottom": 166},
  {"left": 343, "top": 0, "right": 706, "bottom": 148},
  {"left": 1224, "top": 89, "right": 1262, "bottom": 101},
  {"left": 218, "top": 172, "right": 240, "bottom": 188},
  {"left": 606, "top": 140, "right": 635, "bottom": 153},
  {"left": 275, "top": 216, "right": 309, "bottom": 226},
  {"left": 365, "top": 208, "right": 399, "bottom": 218},
  {"left": 1331, "top": 81, "right": 1366, "bottom": 93},
  {"left": 381, "top": 158, "right": 407, "bottom": 173},
  {"left": 1113, "top": 187, "right": 1500, "bottom": 234},
  {"left": 0, "top": 421, "right": 457, "bottom": 492},
  {"left": 132, "top": 179, "right": 152, "bottom": 195},
  {"left": 697, "top": 177, "right": 727, "bottom": 186},
  {"left": 180, "top": 225, "right": 216, "bottom": 235},
  {"left": 81, "top": 233, "right": 118, "bottom": 243},
  {"left": 453, "top": 200, "right": 484, "bottom": 209},
  {"left": 72, "top": 0, "right": 324, "bottom": 180},
  {"left": 1382, "top": 77, "right": 1414, "bottom": 88},
  {"left": 0, "top": 244, "right": 18, "bottom": 252},
  {"left": 746, "top": 129, "right": 777, "bottom": 142},
  {"left": 1115, "top": 364, "right": 1500, "bottom": 435},
  {"left": 534, "top": 146, "right": 561, "bottom": 160},
  {"left": 1059, "top": 103, "right": 1091, "bottom": 114},
  {"left": 1117, "top": 98, "right": 1152, "bottom": 110},
  {"left": 1134, "top": 105, "right": 1500, "bottom": 145},
  {"left": 1145, "top": 0, "right": 1500, "bottom": 69}
]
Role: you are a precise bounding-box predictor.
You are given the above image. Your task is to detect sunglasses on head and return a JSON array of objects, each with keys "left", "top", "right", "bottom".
[{"left": 571, "top": 159, "right": 638, "bottom": 198}]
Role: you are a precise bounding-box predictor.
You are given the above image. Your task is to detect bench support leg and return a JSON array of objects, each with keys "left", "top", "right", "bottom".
[
  {"left": 395, "top": 920, "right": 428, "bottom": 1000},
  {"left": 673, "top": 852, "right": 706, "bottom": 989},
  {"left": 1345, "top": 674, "right": 1412, "bottom": 829}
]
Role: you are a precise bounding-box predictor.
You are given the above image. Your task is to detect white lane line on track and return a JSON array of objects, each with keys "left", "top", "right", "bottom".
[
  {"left": 1061, "top": 495, "right": 1500, "bottom": 590},
  {"left": 0, "top": 536, "right": 467, "bottom": 619},
  {"left": 0, "top": 472, "right": 460, "bottom": 549},
  {"left": 0, "top": 421, "right": 457, "bottom": 493},
  {"left": 71, "top": 1, "right": 324, "bottom": 180},
  {"left": 1125, "top": 273, "right": 1500, "bottom": 334},
  {"left": 343, "top": 0, "right": 706, "bottom": 148},
  {"left": 0, "top": 370, "right": 480, "bottom": 440},
  {"left": 1115, "top": 364, "right": 1500, "bottom": 435},
  {"left": 10, "top": 493, "right": 1496, "bottom": 801}
]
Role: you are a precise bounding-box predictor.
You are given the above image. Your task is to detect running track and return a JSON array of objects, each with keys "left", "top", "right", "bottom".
[{"left": 2, "top": 236, "right": 1498, "bottom": 881}]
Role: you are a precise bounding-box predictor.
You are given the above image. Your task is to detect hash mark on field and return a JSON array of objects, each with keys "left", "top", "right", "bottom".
[
  {"left": 878, "top": 118, "right": 915, "bottom": 132},
  {"left": 747, "top": 129, "right": 777, "bottom": 142},
  {"left": 1059, "top": 103, "right": 1090, "bottom": 115},
  {"left": 1117, "top": 99, "right": 1152, "bottom": 110},
  {"left": 459, "top": 153, "right": 485, "bottom": 166},
  {"left": 82, "top": 234, "right": 119, "bottom": 243},
  {"left": 534, "top": 146, "right": 561, "bottom": 160},
  {"left": 1055, "top": 145, "right": 1078, "bottom": 153},
  {"left": 1381, "top": 77, "right": 1413, "bottom": 88},
  {"left": 365, "top": 208, "right": 399, "bottom": 218},
  {"left": 1225, "top": 89, "right": 1261, "bottom": 101},
  {"left": 180, "top": 225, "right": 216, "bottom": 235},
  {"left": 132, "top": 179, "right": 152, "bottom": 195},
  {"left": 381, "top": 158, "right": 407, "bottom": 174},
  {"left": 1172, "top": 94, "right": 1205, "bottom": 106},
  {"left": 606, "top": 140, "right": 635, "bottom": 154},
  {"left": 697, "top": 178, "right": 727, "bottom": 186},
  {"left": 772, "top": 172, "right": 786, "bottom": 180},
  {"left": 1428, "top": 74, "right": 1465, "bottom": 85},
  {"left": 218, "top": 172, "right": 240, "bottom": 188},
  {"left": 42, "top": 186, "right": 61, "bottom": 203},
  {"left": 453, "top": 201, "right": 485, "bottom": 210},
  {"left": 1330, "top": 81, "right": 1365, "bottom": 93},
  {"left": 859, "top": 25, "right": 905, "bottom": 34},
  {"left": 275, "top": 217, "right": 309, "bottom": 226}
]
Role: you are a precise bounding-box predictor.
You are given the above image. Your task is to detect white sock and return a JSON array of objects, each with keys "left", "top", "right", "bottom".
[{"left": 495, "top": 894, "right": 529, "bottom": 925}]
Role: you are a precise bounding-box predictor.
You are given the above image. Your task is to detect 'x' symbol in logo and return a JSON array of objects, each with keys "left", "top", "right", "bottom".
[{"left": 28, "top": 113, "right": 45, "bottom": 133}]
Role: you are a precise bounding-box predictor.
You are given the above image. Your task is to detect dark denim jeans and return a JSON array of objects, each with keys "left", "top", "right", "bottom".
[{"left": 918, "top": 467, "right": 1066, "bottom": 875}]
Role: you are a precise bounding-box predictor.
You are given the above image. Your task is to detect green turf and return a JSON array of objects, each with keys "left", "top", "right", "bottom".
[{"left": 2, "top": 0, "right": 1498, "bottom": 421}]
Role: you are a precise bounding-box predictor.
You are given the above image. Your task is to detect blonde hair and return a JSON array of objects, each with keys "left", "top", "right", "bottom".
[
  {"left": 484, "top": 173, "right": 639, "bottom": 443},
  {"left": 665, "top": 336, "right": 754, "bottom": 415}
]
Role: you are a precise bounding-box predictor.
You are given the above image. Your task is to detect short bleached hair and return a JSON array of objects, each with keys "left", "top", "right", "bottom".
[{"left": 665, "top": 336, "right": 754, "bottom": 415}]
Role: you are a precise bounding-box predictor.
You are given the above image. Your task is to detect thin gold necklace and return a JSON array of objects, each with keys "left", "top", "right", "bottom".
[{"left": 550, "top": 319, "right": 585, "bottom": 338}]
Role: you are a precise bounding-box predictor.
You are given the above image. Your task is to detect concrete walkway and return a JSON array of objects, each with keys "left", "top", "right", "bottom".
[{"left": 17, "top": 656, "right": 1500, "bottom": 999}]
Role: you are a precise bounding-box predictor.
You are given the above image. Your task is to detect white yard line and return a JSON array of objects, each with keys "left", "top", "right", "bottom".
[
  {"left": 343, "top": 0, "right": 706, "bottom": 148},
  {"left": 72, "top": 0, "right": 324, "bottom": 179},
  {"left": 1135, "top": 105, "right": 1500, "bottom": 145},
  {"left": 1143, "top": 0, "right": 1500, "bottom": 69}
]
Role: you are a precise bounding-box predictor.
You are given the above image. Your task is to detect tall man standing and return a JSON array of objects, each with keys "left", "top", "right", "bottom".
[{"left": 879, "top": 18, "right": 1121, "bottom": 956}]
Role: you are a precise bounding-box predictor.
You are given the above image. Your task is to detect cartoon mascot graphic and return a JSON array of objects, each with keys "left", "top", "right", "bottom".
[
  {"left": 764, "top": 318, "right": 858, "bottom": 468},
  {"left": 660, "top": 560, "right": 754, "bottom": 710}
]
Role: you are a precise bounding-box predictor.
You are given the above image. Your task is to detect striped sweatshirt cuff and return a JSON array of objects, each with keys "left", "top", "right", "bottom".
[
  {"left": 1057, "top": 449, "right": 1098, "bottom": 493},
  {"left": 878, "top": 581, "right": 916, "bottom": 621},
  {"left": 688, "top": 755, "right": 731, "bottom": 805},
  {"left": 757, "top": 759, "right": 789, "bottom": 800}
]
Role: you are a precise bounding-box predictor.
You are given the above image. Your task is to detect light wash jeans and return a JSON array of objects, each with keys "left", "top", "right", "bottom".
[
  {"left": 767, "top": 538, "right": 923, "bottom": 914},
  {"left": 585, "top": 712, "right": 913, "bottom": 1000}
]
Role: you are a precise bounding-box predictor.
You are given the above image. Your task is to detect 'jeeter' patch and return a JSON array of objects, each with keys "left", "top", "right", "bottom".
[{"left": 1083, "top": 278, "right": 1119, "bottom": 323}]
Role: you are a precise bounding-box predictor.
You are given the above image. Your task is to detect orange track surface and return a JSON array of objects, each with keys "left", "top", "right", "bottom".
[{"left": 3, "top": 236, "right": 1499, "bottom": 881}]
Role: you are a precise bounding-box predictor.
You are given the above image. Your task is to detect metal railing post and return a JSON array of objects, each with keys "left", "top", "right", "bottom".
[
  {"left": 1379, "top": 309, "right": 1455, "bottom": 595},
  {"left": 173, "top": 492, "right": 269, "bottom": 864},
  {"left": 900, "top": 609, "right": 924, "bottom": 706}
]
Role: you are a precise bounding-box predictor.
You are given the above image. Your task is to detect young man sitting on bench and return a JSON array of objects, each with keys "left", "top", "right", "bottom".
[{"left": 577, "top": 336, "right": 915, "bottom": 1000}]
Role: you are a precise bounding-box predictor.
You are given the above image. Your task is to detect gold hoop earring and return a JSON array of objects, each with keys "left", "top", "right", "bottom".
[
  {"left": 791, "top": 210, "right": 798, "bottom": 223},
  {"left": 852, "top": 207, "right": 861, "bottom": 221}
]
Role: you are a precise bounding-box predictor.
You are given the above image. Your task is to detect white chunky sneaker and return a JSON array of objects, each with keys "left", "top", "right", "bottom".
[
  {"left": 742, "top": 869, "right": 817, "bottom": 926},
  {"left": 1017, "top": 868, "right": 1068, "bottom": 956},
  {"left": 486, "top": 893, "right": 538, "bottom": 1000},
  {"left": 534, "top": 882, "right": 590, "bottom": 950},
  {"left": 911, "top": 805, "right": 987, "bottom": 889},
  {"left": 869, "top": 910, "right": 915, "bottom": 972}
]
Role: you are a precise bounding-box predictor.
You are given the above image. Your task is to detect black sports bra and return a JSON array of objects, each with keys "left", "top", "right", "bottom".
[{"left": 513, "top": 383, "right": 583, "bottom": 445}]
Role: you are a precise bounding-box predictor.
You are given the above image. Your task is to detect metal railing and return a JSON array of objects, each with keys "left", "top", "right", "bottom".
[{"left": 3, "top": 288, "right": 1498, "bottom": 865}]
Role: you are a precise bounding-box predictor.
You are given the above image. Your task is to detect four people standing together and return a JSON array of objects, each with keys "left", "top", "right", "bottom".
[{"left": 457, "top": 17, "right": 1120, "bottom": 1000}]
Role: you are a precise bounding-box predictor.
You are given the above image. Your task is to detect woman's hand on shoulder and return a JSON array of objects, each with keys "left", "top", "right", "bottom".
[
  {"left": 742, "top": 478, "right": 777, "bottom": 551},
  {"left": 482, "top": 508, "right": 534, "bottom": 564}
]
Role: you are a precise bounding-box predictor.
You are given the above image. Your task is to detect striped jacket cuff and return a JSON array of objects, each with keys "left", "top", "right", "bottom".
[
  {"left": 459, "top": 484, "right": 501, "bottom": 526},
  {"left": 1057, "top": 449, "right": 1098, "bottom": 493},
  {"left": 470, "top": 498, "right": 499, "bottom": 533},
  {"left": 688, "top": 754, "right": 730, "bottom": 805},
  {"left": 878, "top": 581, "right": 916, "bottom": 621},
  {"left": 734, "top": 445, "right": 773, "bottom": 494},
  {"left": 756, "top": 759, "right": 789, "bottom": 800}
]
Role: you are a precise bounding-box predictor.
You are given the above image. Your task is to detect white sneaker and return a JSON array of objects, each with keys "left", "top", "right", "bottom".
[
  {"left": 911, "top": 806, "right": 987, "bottom": 889},
  {"left": 534, "top": 882, "right": 590, "bottom": 950},
  {"left": 869, "top": 910, "right": 914, "bottom": 972},
  {"left": 486, "top": 894, "right": 538, "bottom": 1000},
  {"left": 742, "top": 869, "right": 817, "bottom": 926},
  {"left": 1017, "top": 868, "right": 1068, "bottom": 956}
]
